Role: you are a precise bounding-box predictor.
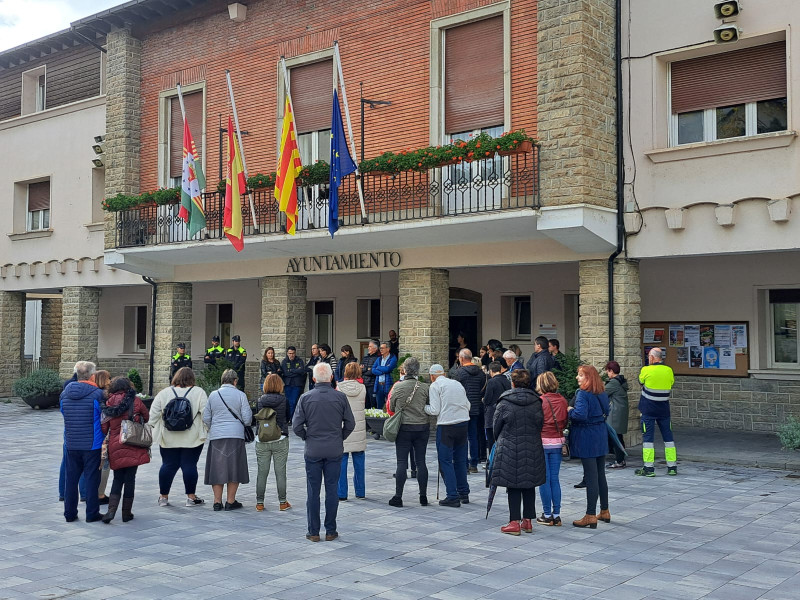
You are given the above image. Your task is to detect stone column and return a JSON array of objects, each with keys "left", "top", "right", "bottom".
[
  {"left": 104, "top": 27, "right": 142, "bottom": 250},
  {"left": 0, "top": 291, "right": 26, "bottom": 396},
  {"left": 398, "top": 268, "right": 449, "bottom": 377},
  {"left": 153, "top": 283, "right": 193, "bottom": 388},
  {"left": 261, "top": 275, "right": 308, "bottom": 365},
  {"left": 39, "top": 297, "right": 63, "bottom": 369},
  {"left": 60, "top": 287, "right": 100, "bottom": 378},
  {"left": 537, "top": 0, "right": 616, "bottom": 208},
  {"left": 579, "top": 259, "right": 642, "bottom": 445}
]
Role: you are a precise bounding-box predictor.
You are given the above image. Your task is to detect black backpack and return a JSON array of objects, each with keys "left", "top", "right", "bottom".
[{"left": 163, "top": 386, "right": 195, "bottom": 432}]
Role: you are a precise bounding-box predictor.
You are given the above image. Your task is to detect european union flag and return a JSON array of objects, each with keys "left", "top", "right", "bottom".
[{"left": 329, "top": 88, "right": 357, "bottom": 238}]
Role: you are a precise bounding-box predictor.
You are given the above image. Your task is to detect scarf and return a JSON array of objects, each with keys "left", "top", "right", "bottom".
[{"left": 102, "top": 388, "right": 137, "bottom": 419}]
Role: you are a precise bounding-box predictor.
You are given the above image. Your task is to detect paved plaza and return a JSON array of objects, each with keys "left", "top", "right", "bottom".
[{"left": 1, "top": 401, "right": 800, "bottom": 600}]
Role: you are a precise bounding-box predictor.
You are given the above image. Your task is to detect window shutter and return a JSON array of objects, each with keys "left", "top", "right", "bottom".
[
  {"left": 290, "top": 60, "right": 334, "bottom": 134},
  {"left": 445, "top": 16, "right": 504, "bottom": 134},
  {"left": 170, "top": 92, "right": 204, "bottom": 179},
  {"left": 28, "top": 181, "right": 50, "bottom": 212},
  {"left": 671, "top": 41, "right": 786, "bottom": 114}
]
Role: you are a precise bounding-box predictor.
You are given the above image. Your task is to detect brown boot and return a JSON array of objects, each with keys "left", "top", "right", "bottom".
[
  {"left": 121, "top": 497, "right": 135, "bottom": 522},
  {"left": 598, "top": 509, "right": 611, "bottom": 523},
  {"left": 572, "top": 514, "right": 598, "bottom": 529},
  {"left": 101, "top": 494, "right": 121, "bottom": 524}
]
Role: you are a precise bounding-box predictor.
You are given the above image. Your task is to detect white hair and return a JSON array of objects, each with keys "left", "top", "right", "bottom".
[
  {"left": 313, "top": 362, "right": 333, "bottom": 383},
  {"left": 74, "top": 361, "right": 96, "bottom": 381},
  {"left": 649, "top": 348, "right": 663, "bottom": 361},
  {"left": 503, "top": 350, "right": 517, "bottom": 361}
]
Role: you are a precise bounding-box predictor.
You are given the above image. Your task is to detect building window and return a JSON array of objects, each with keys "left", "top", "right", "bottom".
[
  {"left": 21, "top": 65, "right": 46, "bottom": 115},
  {"left": 501, "top": 294, "right": 531, "bottom": 341},
  {"left": 205, "top": 303, "right": 233, "bottom": 347},
  {"left": 770, "top": 289, "right": 799, "bottom": 367},
  {"left": 670, "top": 41, "right": 787, "bottom": 146},
  {"left": 168, "top": 90, "right": 204, "bottom": 187},
  {"left": 357, "top": 299, "right": 381, "bottom": 339},
  {"left": 312, "top": 300, "right": 334, "bottom": 348},
  {"left": 123, "top": 305, "right": 148, "bottom": 353},
  {"left": 27, "top": 180, "right": 50, "bottom": 231}
]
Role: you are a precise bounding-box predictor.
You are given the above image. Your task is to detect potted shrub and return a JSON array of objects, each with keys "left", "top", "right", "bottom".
[
  {"left": 364, "top": 408, "right": 390, "bottom": 440},
  {"left": 13, "top": 369, "right": 63, "bottom": 409}
]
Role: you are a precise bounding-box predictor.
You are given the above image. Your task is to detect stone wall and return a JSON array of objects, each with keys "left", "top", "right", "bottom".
[
  {"left": 39, "top": 297, "right": 63, "bottom": 368},
  {"left": 153, "top": 283, "right": 193, "bottom": 389},
  {"left": 260, "top": 276, "right": 308, "bottom": 361},
  {"left": 98, "top": 357, "right": 150, "bottom": 392},
  {"left": 60, "top": 287, "right": 101, "bottom": 379},
  {"left": 537, "top": 0, "right": 617, "bottom": 208},
  {"left": 671, "top": 376, "right": 800, "bottom": 433},
  {"left": 0, "top": 291, "right": 25, "bottom": 395},
  {"left": 398, "top": 268, "right": 450, "bottom": 375}
]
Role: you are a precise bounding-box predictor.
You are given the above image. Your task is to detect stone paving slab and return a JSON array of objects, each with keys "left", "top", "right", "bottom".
[{"left": 2, "top": 401, "right": 800, "bottom": 599}]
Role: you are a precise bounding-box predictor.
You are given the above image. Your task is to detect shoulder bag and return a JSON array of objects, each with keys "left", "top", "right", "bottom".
[
  {"left": 217, "top": 390, "right": 255, "bottom": 444},
  {"left": 543, "top": 395, "right": 569, "bottom": 457},
  {"left": 120, "top": 401, "right": 153, "bottom": 448},
  {"left": 383, "top": 380, "right": 420, "bottom": 443}
]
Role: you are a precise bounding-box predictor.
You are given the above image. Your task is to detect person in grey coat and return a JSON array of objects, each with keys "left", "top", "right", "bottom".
[
  {"left": 604, "top": 361, "right": 629, "bottom": 468},
  {"left": 293, "top": 362, "right": 355, "bottom": 542}
]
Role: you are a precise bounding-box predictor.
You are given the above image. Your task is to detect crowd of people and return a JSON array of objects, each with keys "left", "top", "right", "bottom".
[{"left": 60, "top": 332, "right": 677, "bottom": 540}]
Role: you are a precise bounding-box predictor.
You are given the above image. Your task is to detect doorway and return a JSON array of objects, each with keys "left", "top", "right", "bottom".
[{"left": 449, "top": 288, "right": 482, "bottom": 369}]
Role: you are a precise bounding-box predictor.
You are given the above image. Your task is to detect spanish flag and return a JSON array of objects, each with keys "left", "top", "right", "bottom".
[
  {"left": 274, "top": 97, "right": 303, "bottom": 235},
  {"left": 224, "top": 116, "right": 245, "bottom": 252}
]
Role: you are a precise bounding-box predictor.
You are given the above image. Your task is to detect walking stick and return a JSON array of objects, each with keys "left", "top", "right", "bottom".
[{"left": 436, "top": 464, "right": 441, "bottom": 500}]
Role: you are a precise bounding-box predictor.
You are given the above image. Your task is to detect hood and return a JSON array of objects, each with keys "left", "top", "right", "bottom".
[
  {"left": 106, "top": 391, "right": 127, "bottom": 407},
  {"left": 61, "top": 381, "right": 100, "bottom": 400},
  {"left": 617, "top": 374, "right": 629, "bottom": 391},
  {"left": 499, "top": 387, "right": 541, "bottom": 407},
  {"left": 337, "top": 380, "right": 364, "bottom": 399}
]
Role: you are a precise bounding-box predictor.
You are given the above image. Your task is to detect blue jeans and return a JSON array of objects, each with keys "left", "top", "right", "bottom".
[
  {"left": 539, "top": 448, "right": 563, "bottom": 516},
  {"left": 59, "top": 443, "right": 87, "bottom": 500},
  {"left": 436, "top": 423, "right": 469, "bottom": 500},
  {"left": 64, "top": 449, "right": 101, "bottom": 521},
  {"left": 285, "top": 386, "right": 302, "bottom": 422},
  {"left": 375, "top": 384, "right": 390, "bottom": 412},
  {"left": 467, "top": 413, "right": 482, "bottom": 467},
  {"left": 305, "top": 455, "right": 343, "bottom": 536},
  {"left": 337, "top": 451, "right": 365, "bottom": 499}
]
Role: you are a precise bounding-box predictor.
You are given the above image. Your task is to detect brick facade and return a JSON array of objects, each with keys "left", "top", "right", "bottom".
[
  {"left": 59, "top": 287, "right": 100, "bottom": 378},
  {"left": 398, "top": 268, "right": 450, "bottom": 376},
  {"left": 0, "top": 291, "right": 25, "bottom": 395},
  {"left": 153, "top": 283, "right": 193, "bottom": 389},
  {"left": 39, "top": 297, "right": 63, "bottom": 369},
  {"left": 537, "top": 0, "right": 616, "bottom": 208}
]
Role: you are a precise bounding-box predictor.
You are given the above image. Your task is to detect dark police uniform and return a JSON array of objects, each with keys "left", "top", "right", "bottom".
[
  {"left": 170, "top": 352, "right": 192, "bottom": 380},
  {"left": 204, "top": 344, "right": 225, "bottom": 365},
  {"left": 226, "top": 346, "right": 247, "bottom": 391}
]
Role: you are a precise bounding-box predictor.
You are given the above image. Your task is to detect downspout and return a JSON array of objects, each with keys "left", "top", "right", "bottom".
[
  {"left": 142, "top": 276, "right": 157, "bottom": 397},
  {"left": 607, "top": 0, "right": 625, "bottom": 361}
]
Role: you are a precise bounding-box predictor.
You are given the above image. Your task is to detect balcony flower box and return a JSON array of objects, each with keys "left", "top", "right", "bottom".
[{"left": 498, "top": 140, "right": 534, "bottom": 156}]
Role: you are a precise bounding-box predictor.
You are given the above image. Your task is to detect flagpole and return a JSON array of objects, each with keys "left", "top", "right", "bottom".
[
  {"left": 334, "top": 42, "right": 368, "bottom": 224},
  {"left": 225, "top": 70, "right": 259, "bottom": 231}
]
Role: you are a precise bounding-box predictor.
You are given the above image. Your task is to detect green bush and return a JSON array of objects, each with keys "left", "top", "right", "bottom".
[
  {"left": 553, "top": 348, "right": 584, "bottom": 402},
  {"left": 13, "top": 369, "right": 63, "bottom": 399},
  {"left": 777, "top": 416, "right": 800, "bottom": 450},
  {"left": 197, "top": 358, "right": 234, "bottom": 395},
  {"left": 127, "top": 368, "right": 144, "bottom": 394},
  {"left": 392, "top": 353, "right": 412, "bottom": 383}
]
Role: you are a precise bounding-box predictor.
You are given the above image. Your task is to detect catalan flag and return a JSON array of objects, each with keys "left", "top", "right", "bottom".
[
  {"left": 224, "top": 116, "right": 245, "bottom": 252},
  {"left": 179, "top": 118, "right": 206, "bottom": 237},
  {"left": 274, "top": 97, "right": 303, "bottom": 235}
]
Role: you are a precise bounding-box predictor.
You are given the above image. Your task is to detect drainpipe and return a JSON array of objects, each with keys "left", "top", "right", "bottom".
[
  {"left": 142, "top": 276, "right": 157, "bottom": 396},
  {"left": 607, "top": 0, "right": 625, "bottom": 361}
]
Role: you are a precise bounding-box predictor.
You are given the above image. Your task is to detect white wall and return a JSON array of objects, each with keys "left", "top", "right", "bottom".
[
  {"left": 191, "top": 279, "right": 262, "bottom": 361},
  {"left": 98, "top": 285, "right": 153, "bottom": 357}
]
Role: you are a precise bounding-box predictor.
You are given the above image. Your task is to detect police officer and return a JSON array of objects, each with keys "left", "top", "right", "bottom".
[
  {"left": 204, "top": 335, "right": 225, "bottom": 366},
  {"left": 170, "top": 343, "right": 192, "bottom": 381},
  {"left": 226, "top": 335, "right": 247, "bottom": 391}
]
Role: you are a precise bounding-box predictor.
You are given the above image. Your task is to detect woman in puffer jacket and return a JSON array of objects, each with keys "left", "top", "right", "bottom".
[
  {"left": 101, "top": 376, "right": 150, "bottom": 524},
  {"left": 491, "top": 369, "right": 545, "bottom": 536},
  {"left": 337, "top": 362, "right": 367, "bottom": 500}
]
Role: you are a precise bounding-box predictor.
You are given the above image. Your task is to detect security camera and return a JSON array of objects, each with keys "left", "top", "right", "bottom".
[
  {"left": 714, "top": 1, "right": 741, "bottom": 19},
  {"left": 714, "top": 24, "right": 741, "bottom": 44}
]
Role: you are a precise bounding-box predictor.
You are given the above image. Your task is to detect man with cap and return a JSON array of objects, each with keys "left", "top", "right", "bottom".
[
  {"left": 226, "top": 335, "right": 247, "bottom": 392},
  {"left": 204, "top": 335, "right": 225, "bottom": 366},
  {"left": 425, "top": 364, "right": 471, "bottom": 507},
  {"left": 170, "top": 343, "right": 192, "bottom": 381}
]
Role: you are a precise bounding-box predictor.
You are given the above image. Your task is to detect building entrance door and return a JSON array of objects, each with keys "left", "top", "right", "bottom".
[{"left": 449, "top": 287, "right": 482, "bottom": 370}]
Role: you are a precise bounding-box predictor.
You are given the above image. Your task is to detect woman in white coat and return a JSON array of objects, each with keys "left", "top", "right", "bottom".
[{"left": 337, "top": 362, "right": 367, "bottom": 500}]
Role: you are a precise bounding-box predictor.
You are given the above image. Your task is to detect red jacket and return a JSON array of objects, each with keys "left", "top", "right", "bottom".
[
  {"left": 539, "top": 392, "right": 568, "bottom": 438},
  {"left": 102, "top": 391, "right": 151, "bottom": 470}
]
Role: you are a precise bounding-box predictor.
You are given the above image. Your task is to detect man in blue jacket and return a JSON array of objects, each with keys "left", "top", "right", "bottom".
[
  {"left": 60, "top": 361, "right": 106, "bottom": 522},
  {"left": 372, "top": 341, "right": 397, "bottom": 412}
]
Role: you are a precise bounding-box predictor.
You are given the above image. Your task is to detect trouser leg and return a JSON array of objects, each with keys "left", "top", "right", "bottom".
[
  {"left": 337, "top": 453, "right": 349, "bottom": 499},
  {"left": 273, "top": 437, "right": 289, "bottom": 502},
  {"left": 352, "top": 451, "right": 365, "bottom": 498},
  {"left": 452, "top": 424, "right": 470, "bottom": 497},
  {"left": 613, "top": 434, "right": 627, "bottom": 464},
  {"left": 581, "top": 457, "right": 600, "bottom": 514},
  {"left": 64, "top": 450, "right": 82, "bottom": 520},
  {"left": 436, "top": 426, "right": 457, "bottom": 500},
  {"left": 657, "top": 416, "right": 677, "bottom": 466},
  {"left": 412, "top": 429, "right": 429, "bottom": 494},
  {"left": 255, "top": 442, "right": 271, "bottom": 503},
  {"left": 305, "top": 457, "right": 323, "bottom": 536},
  {"left": 394, "top": 430, "right": 411, "bottom": 497},
  {"left": 641, "top": 415, "right": 656, "bottom": 467},
  {"left": 508, "top": 488, "right": 522, "bottom": 521},
  {"left": 83, "top": 450, "right": 102, "bottom": 519},
  {"left": 323, "top": 456, "right": 342, "bottom": 535},
  {"left": 596, "top": 456, "right": 609, "bottom": 511},
  {"left": 181, "top": 444, "right": 204, "bottom": 496},
  {"left": 159, "top": 446, "right": 181, "bottom": 496},
  {"left": 521, "top": 487, "right": 536, "bottom": 519}
]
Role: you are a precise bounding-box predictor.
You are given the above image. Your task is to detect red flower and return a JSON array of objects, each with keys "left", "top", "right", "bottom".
[
  {"left": 476, "top": 142, "right": 481, "bottom": 148},
  {"left": 485, "top": 151, "right": 491, "bottom": 156},
  {"left": 467, "top": 151, "right": 474, "bottom": 158}
]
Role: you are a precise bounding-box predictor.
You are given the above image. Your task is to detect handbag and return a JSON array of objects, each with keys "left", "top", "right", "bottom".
[
  {"left": 217, "top": 390, "right": 255, "bottom": 444},
  {"left": 119, "top": 402, "right": 152, "bottom": 448},
  {"left": 543, "top": 395, "right": 569, "bottom": 457},
  {"left": 383, "top": 380, "right": 420, "bottom": 443}
]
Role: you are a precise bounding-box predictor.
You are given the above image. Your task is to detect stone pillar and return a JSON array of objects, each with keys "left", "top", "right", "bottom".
[
  {"left": 261, "top": 275, "right": 308, "bottom": 366},
  {"left": 39, "top": 297, "right": 63, "bottom": 369},
  {"left": 60, "top": 287, "right": 100, "bottom": 378},
  {"left": 104, "top": 27, "right": 142, "bottom": 250},
  {"left": 153, "top": 283, "right": 193, "bottom": 388},
  {"left": 579, "top": 259, "right": 642, "bottom": 445},
  {"left": 537, "top": 0, "right": 616, "bottom": 208},
  {"left": 0, "top": 291, "right": 26, "bottom": 395},
  {"left": 398, "top": 268, "right": 449, "bottom": 377}
]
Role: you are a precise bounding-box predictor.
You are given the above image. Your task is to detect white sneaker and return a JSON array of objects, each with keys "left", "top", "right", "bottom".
[
  {"left": 186, "top": 496, "right": 205, "bottom": 506},
  {"left": 158, "top": 497, "right": 170, "bottom": 507}
]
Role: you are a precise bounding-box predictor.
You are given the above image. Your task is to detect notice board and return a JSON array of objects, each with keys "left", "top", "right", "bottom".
[{"left": 640, "top": 321, "right": 749, "bottom": 377}]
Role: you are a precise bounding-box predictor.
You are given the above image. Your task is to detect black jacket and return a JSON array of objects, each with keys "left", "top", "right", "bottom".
[
  {"left": 257, "top": 392, "right": 289, "bottom": 436},
  {"left": 526, "top": 350, "right": 555, "bottom": 387},
  {"left": 482, "top": 374, "right": 511, "bottom": 429},
  {"left": 226, "top": 347, "right": 247, "bottom": 372},
  {"left": 454, "top": 364, "right": 486, "bottom": 416},
  {"left": 491, "top": 387, "right": 546, "bottom": 489},
  {"left": 170, "top": 354, "right": 192, "bottom": 380},
  {"left": 336, "top": 356, "right": 357, "bottom": 382},
  {"left": 260, "top": 359, "right": 283, "bottom": 384},
  {"left": 281, "top": 357, "right": 306, "bottom": 388},
  {"left": 306, "top": 355, "right": 321, "bottom": 389},
  {"left": 361, "top": 351, "right": 380, "bottom": 390}
]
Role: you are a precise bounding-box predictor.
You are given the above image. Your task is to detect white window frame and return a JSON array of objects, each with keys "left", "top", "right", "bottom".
[
  {"left": 513, "top": 295, "right": 532, "bottom": 339},
  {"left": 357, "top": 298, "right": 381, "bottom": 339},
  {"left": 21, "top": 65, "right": 47, "bottom": 116},
  {"left": 123, "top": 305, "right": 149, "bottom": 354},
  {"left": 768, "top": 296, "right": 800, "bottom": 369},
  {"left": 26, "top": 180, "right": 50, "bottom": 232},
  {"left": 157, "top": 82, "right": 207, "bottom": 189},
  {"left": 670, "top": 99, "right": 788, "bottom": 146}
]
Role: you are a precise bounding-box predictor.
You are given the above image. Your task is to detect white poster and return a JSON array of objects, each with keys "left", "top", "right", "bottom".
[
  {"left": 714, "top": 325, "right": 732, "bottom": 348},
  {"left": 669, "top": 325, "right": 685, "bottom": 347},
  {"left": 719, "top": 347, "right": 736, "bottom": 370},
  {"left": 732, "top": 324, "right": 748, "bottom": 350},
  {"left": 643, "top": 328, "right": 664, "bottom": 344},
  {"left": 684, "top": 325, "right": 701, "bottom": 347}
]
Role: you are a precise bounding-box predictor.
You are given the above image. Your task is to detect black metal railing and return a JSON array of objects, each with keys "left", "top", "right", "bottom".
[{"left": 115, "top": 147, "right": 539, "bottom": 248}]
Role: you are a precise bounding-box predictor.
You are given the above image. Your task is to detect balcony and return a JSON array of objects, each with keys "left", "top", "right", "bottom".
[{"left": 114, "top": 149, "right": 539, "bottom": 248}]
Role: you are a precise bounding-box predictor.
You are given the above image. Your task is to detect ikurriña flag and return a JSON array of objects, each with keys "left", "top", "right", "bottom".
[
  {"left": 274, "top": 97, "right": 303, "bottom": 235},
  {"left": 224, "top": 116, "right": 245, "bottom": 252},
  {"left": 328, "top": 88, "right": 357, "bottom": 238},
  {"left": 179, "top": 118, "right": 207, "bottom": 237}
]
